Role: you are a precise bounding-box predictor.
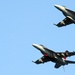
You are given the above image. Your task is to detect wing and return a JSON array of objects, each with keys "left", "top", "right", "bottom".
[
  {"left": 66, "top": 8, "right": 75, "bottom": 15},
  {"left": 32, "top": 56, "right": 50, "bottom": 64},
  {"left": 56, "top": 51, "right": 75, "bottom": 58},
  {"left": 65, "top": 60, "right": 75, "bottom": 64},
  {"left": 55, "top": 16, "right": 74, "bottom": 27},
  {"left": 54, "top": 63, "right": 61, "bottom": 68}
]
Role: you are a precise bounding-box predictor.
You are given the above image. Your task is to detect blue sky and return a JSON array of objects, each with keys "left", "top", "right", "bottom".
[{"left": 0, "top": 0, "right": 75, "bottom": 75}]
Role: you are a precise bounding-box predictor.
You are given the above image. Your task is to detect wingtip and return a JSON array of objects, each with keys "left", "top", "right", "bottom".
[
  {"left": 32, "top": 61, "right": 35, "bottom": 63},
  {"left": 54, "top": 23, "right": 57, "bottom": 25},
  {"left": 54, "top": 24, "right": 59, "bottom": 27}
]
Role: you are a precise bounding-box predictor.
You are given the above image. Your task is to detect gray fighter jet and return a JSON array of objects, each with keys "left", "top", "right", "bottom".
[
  {"left": 54, "top": 5, "right": 75, "bottom": 27},
  {"left": 32, "top": 44, "right": 75, "bottom": 68}
]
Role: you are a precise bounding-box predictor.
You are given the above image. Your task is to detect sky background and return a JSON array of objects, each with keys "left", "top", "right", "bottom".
[{"left": 0, "top": 0, "right": 75, "bottom": 75}]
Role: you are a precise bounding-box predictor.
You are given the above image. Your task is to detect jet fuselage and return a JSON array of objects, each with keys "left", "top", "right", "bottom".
[{"left": 32, "top": 44, "right": 67, "bottom": 65}]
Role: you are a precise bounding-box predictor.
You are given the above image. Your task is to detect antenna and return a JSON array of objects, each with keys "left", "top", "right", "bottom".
[{"left": 63, "top": 66, "right": 65, "bottom": 72}]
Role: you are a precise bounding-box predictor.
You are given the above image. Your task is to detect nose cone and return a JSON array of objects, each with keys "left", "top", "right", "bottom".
[
  {"left": 32, "top": 44, "right": 44, "bottom": 51},
  {"left": 32, "top": 44, "right": 39, "bottom": 48},
  {"left": 54, "top": 5, "right": 61, "bottom": 8},
  {"left": 54, "top": 5, "right": 65, "bottom": 11}
]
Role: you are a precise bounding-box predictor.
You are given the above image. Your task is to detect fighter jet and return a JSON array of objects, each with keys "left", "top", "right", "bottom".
[
  {"left": 54, "top": 5, "right": 75, "bottom": 27},
  {"left": 32, "top": 44, "right": 75, "bottom": 68}
]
